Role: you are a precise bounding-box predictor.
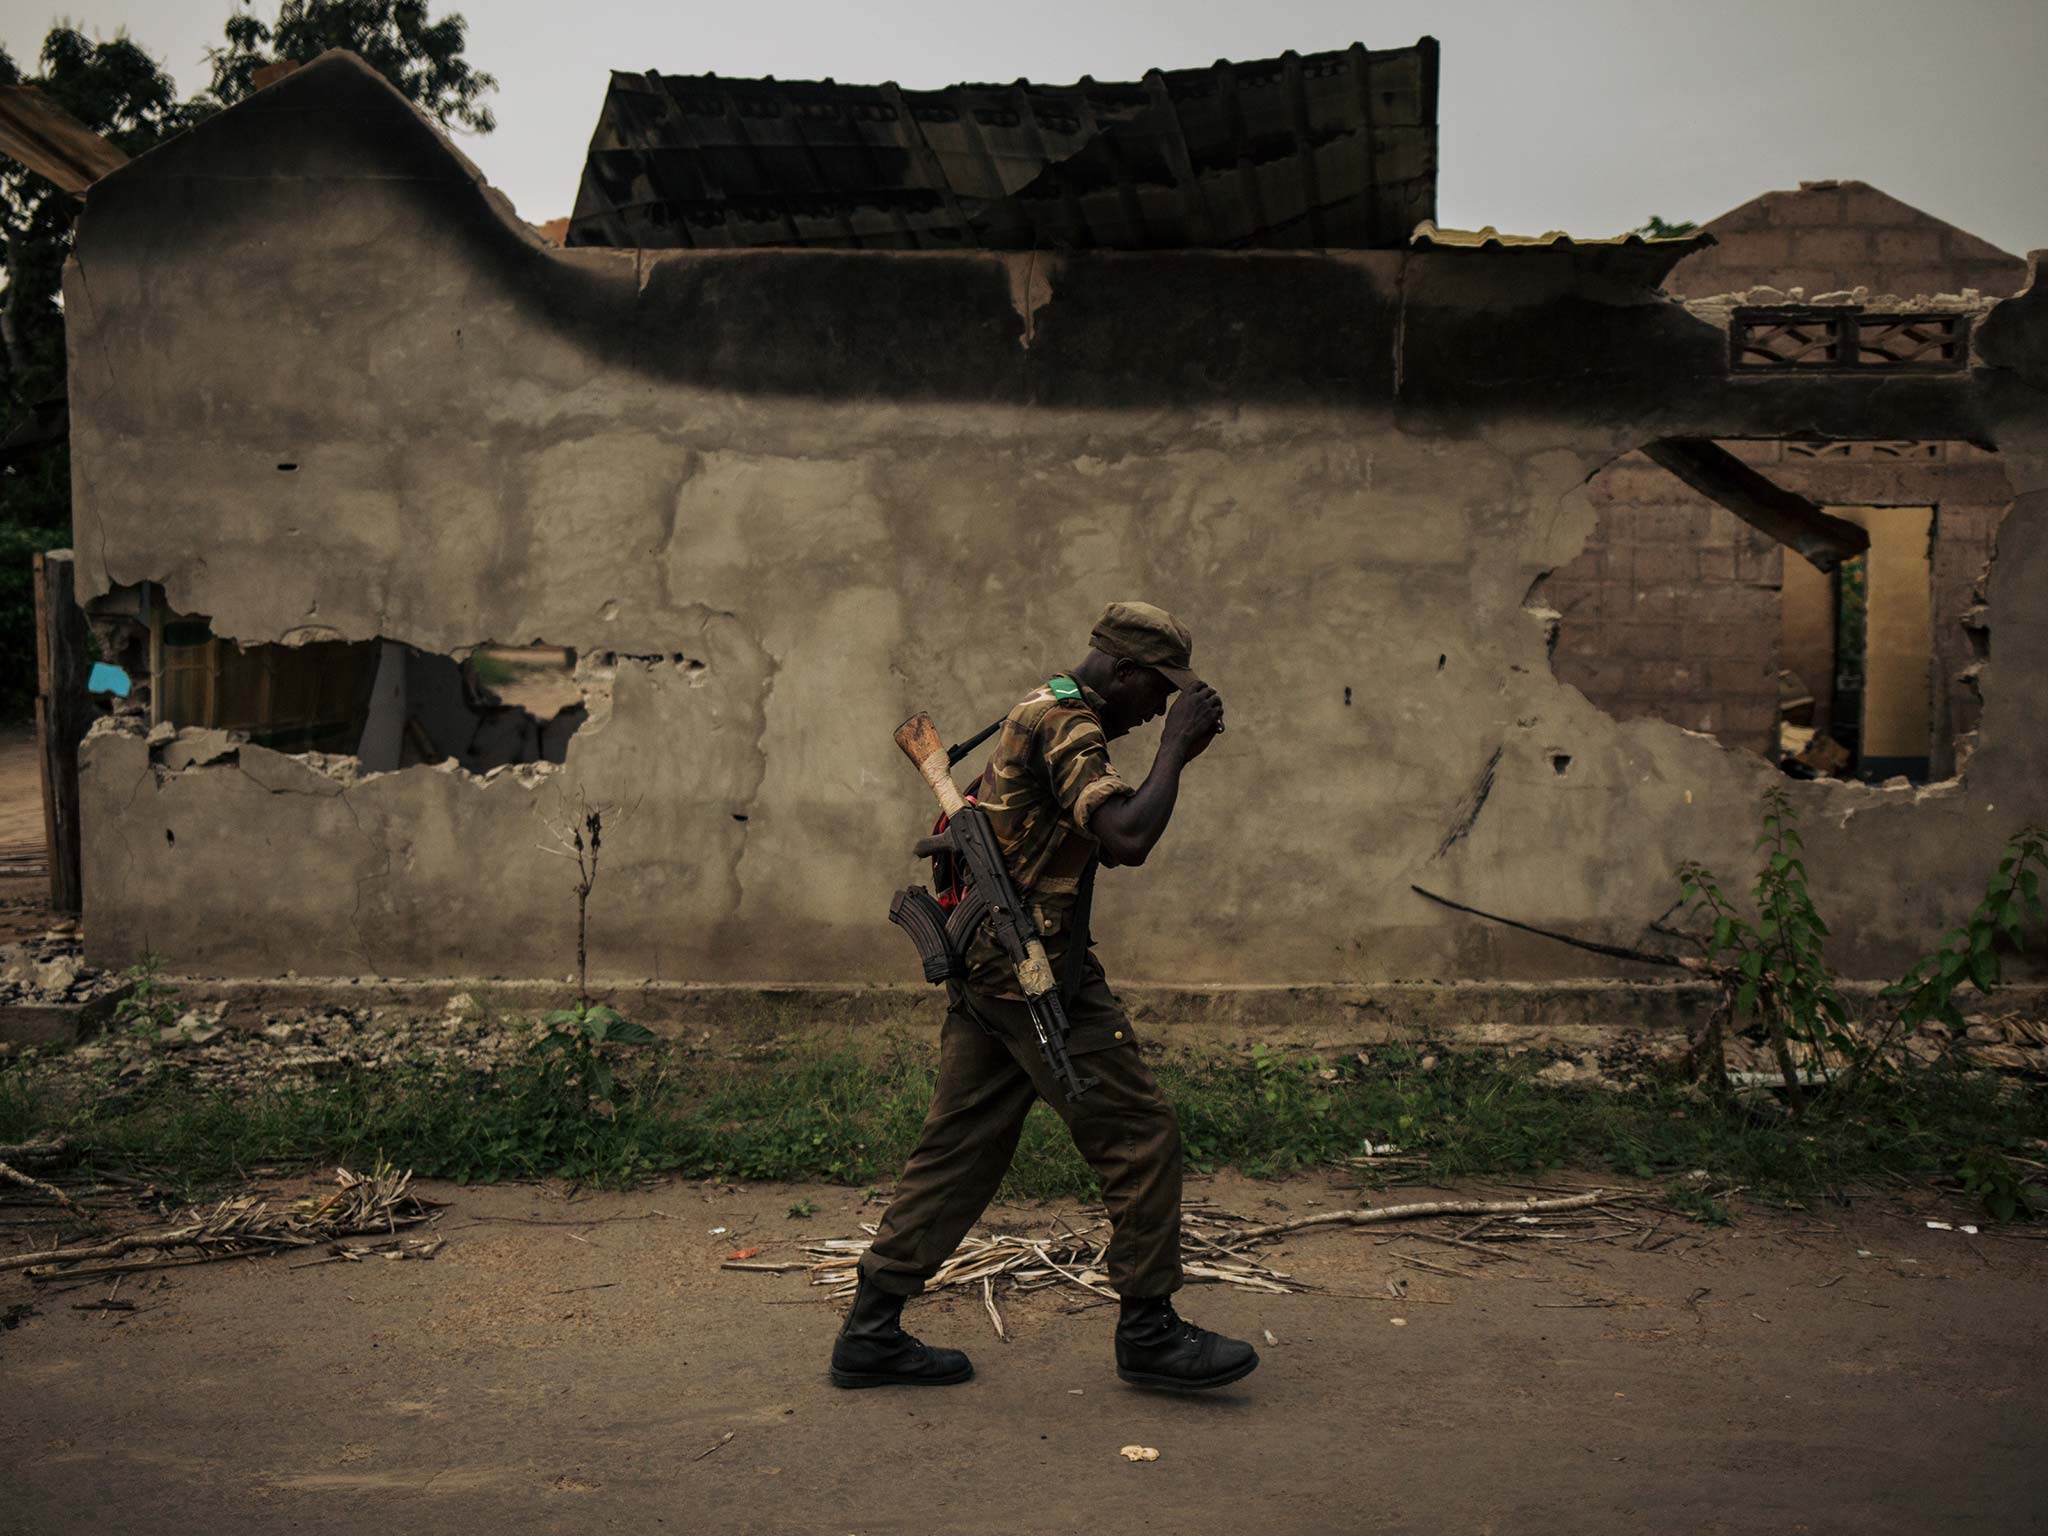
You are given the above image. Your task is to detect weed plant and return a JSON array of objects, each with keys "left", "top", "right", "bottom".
[{"left": 6, "top": 1036, "right": 2041, "bottom": 1215}]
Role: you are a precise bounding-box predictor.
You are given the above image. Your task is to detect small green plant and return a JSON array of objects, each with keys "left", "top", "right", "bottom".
[
  {"left": 467, "top": 651, "right": 520, "bottom": 691},
  {"left": 787, "top": 1197, "right": 817, "bottom": 1219},
  {"left": 1663, "top": 1178, "right": 1732, "bottom": 1226},
  {"left": 534, "top": 1001, "right": 655, "bottom": 1109},
  {"left": 1954, "top": 1145, "right": 2043, "bottom": 1223},
  {"left": 1629, "top": 214, "right": 1699, "bottom": 239},
  {"left": 1887, "top": 825, "right": 2048, "bottom": 1033},
  {"left": 112, "top": 950, "right": 183, "bottom": 1037},
  {"left": 1676, "top": 787, "right": 1849, "bottom": 1111}
]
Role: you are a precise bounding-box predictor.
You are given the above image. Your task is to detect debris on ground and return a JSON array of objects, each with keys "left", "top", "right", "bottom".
[
  {"left": 0, "top": 935, "right": 126, "bottom": 1011},
  {"left": 54, "top": 999, "right": 536, "bottom": 1087},
  {"left": 3, "top": 1164, "right": 441, "bottom": 1282},
  {"left": 288, "top": 1234, "right": 446, "bottom": 1268},
  {"left": 0, "top": 1152, "right": 77, "bottom": 1210},
  {"left": 748, "top": 1190, "right": 1642, "bottom": 1336},
  {"left": 1119, "top": 1445, "right": 1160, "bottom": 1462}
]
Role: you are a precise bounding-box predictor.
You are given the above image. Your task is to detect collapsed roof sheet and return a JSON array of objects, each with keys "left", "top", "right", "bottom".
[
  {"left": 567, "top": 40, "right": 1437, "bottom": 251},
  {"left": 1409, "top": 220, "right": 1715, "bottom": 287},
  {"left": 0, "top": 85, "right": 128, "bottom": 195}
]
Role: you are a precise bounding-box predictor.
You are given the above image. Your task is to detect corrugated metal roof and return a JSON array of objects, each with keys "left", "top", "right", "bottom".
[
  {"left": 1410, "top": 221, "right": 1715, "bottom": 252},
  {"left": 567, "top": 40, "right": 1438, "bottom": 251},
  {"left": 1410, "top": 221, "right": 1714, "bottom": 288},
  {"left": 0, "top": 85, "right": 127, "bottom": 195}
]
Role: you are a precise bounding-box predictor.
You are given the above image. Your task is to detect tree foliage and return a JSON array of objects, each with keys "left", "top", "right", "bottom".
[
  {"left": 208, "top": 1, "right": 496, "bottom": 132},
  {"left": 1630, "top": 214, "right": 1700, "bottom": 239}
]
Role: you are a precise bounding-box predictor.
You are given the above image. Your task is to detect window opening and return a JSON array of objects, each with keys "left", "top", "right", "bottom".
[{"left": 1547, "top": 441, "right": 1998, "bottom": 784}]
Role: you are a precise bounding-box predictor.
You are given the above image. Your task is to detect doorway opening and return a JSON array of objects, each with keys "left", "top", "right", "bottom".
[{"left": 1778, "top": 506, "right": 1935, "bottom": 781}]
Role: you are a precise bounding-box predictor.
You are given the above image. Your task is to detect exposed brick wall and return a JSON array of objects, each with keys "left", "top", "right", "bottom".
[
  {"left": 1551, "top": 442, "right": 2013, "bottom": 777},
  {"left": 1666, "top": 180, "right": 2028, "bottom": 301},
  {"left": 1546, "top": 455, "right": 1784, "bottom": 756}
]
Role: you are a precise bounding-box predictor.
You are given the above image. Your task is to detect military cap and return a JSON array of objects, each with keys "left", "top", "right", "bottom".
[{"left": 1090, "top": 601, "right": 1198, "bottom": 691}]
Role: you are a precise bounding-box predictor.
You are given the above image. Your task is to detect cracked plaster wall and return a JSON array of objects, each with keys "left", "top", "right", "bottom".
[{"left": 61, "top": 54, "right": 2048, "bottom": 984}]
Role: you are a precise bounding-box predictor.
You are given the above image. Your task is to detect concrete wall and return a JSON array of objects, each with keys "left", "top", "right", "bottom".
[{"left": 63, "top": 56, "right": 2048, "bottom": 987}]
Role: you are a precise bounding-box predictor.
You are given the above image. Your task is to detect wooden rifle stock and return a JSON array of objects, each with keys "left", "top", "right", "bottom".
[{"left": 895, "top": 713, "right": 968, "bottom": 818}]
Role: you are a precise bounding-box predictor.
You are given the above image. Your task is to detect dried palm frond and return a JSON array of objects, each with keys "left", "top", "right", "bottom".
[
  {"left": 5, "top": 1163, "right": 441, "bottom": 1281},
  {"left": 740, "top": 1190, "right": 1634, "bottom": 1337}
]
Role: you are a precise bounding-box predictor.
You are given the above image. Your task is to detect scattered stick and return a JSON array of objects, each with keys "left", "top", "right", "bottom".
[
  {"left": 453, "top": 1213, "right": 664, "bottom": 1229},
  {"left": 0, "top": 1160, "right": 78, "bottom": 1212},
  {"left": 1413, "top": 1232, "right": 1531, "bottom": 1265},
  {"left": 751, "top": 1192, "right": 1639, "bottom": 1336},
  {"left": 1229, "top": 1191, "right": 1622, "bottom": 1242},
  {"left": 1396, "top": 1253, "right": 1468, "bottom": 1280},
  {"left": 0, "top": 1137, "right": 70, "bottom": 1165},
  {"left": 982, "top": 1275, "right": 1006, "bottom": 1339},
  {"left": 692, "top": 1431, "right": 735, "bottom": 1463},
  {"left": 1410, "top": 886, "right": 1720, "bottom": 977}
]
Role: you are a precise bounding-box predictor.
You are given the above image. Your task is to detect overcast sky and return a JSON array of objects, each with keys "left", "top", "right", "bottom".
[{"left": 4, "top": 0, "right": 2044, "bottom": 254}]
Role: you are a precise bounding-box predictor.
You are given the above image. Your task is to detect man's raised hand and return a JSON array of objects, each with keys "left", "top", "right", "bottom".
[{"left": 1163, "top": 681, "right": 1224, "bottom": 763}]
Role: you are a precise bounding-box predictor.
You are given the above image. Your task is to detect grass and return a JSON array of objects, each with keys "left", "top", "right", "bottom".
[{"left": 5, "top": 1036, "right": 2044, "bottom": 1218}]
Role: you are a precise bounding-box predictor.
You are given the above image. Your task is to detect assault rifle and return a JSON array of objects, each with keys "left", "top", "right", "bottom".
[{"left": 886, "top": 712, "right": 1099, "bottom": 1102}]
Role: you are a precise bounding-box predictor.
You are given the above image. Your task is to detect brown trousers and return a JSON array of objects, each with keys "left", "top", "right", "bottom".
[{"left": 859, "top": 952, "right": 1185, "bottom": 1299}]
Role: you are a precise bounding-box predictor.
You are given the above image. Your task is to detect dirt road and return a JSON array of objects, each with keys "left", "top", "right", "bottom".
[
  {"left": 0, "top": 723, "right": 53, "bottom": 940},
  {"left": 4, "top": 1170, "right": 2042, "bottom": 1534}
]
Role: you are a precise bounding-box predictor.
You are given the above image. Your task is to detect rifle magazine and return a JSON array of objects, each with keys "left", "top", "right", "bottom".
[{"left": 888, "top": 886, "right": 963, "bottom": 984}]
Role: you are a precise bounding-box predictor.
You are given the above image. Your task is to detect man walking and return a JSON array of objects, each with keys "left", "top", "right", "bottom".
[{"left": 831, "top": 601, "right": 1258, "bottom": 1393}]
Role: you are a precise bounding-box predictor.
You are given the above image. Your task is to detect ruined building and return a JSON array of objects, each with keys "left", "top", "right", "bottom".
[
  {"left": 59, "top": 49, "right": 2048, "bottom": 1002},
  {"left": 1550, "top": 181, "right": 2028, "bottom": 783}
]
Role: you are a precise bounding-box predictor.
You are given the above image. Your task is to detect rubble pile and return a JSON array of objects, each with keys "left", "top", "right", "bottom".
[
  {"left": 0, "top": 933, "right": 126, "bottom": 1010},
  {"left": 1906, "top": 1013, "right": 2048, "bottom": 1074},
  {"left": 59, "top": 993, "right": 536, "bottom": 1090}
]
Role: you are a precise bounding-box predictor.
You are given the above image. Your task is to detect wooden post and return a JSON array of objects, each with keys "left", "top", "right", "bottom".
[
  {"left": 147, "top": 597, "right": 163, "bottom": 726},
  {"left": 32, "top": 550, "right": 91, "bottom": 914}
]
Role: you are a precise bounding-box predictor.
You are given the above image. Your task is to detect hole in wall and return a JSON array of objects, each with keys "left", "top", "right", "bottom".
[
  {"left": 1343, "top": 686, "right": 1352, "bottom": 706},
  {"left": 1550, "top": 754, "right": 1572, "bottom": 775},
  {"left": 276, "top": 463, "right": 298, "bottom": 473},
  {"left": 1538, "top": 438, "right": 2011, "bottom": 785},
  {"left": 91, "top": 589, "right": 593, "bottom": 774},
  {"left": 164, "top": 828, "right": 174, "bottom": 845}
]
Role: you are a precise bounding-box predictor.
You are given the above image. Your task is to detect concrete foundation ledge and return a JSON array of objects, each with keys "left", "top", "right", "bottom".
[{"left": 151, "top": 976, "right": 2048, "bottom": 1055}]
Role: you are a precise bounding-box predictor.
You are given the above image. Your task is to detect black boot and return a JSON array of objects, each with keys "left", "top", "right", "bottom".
[
  {"left": 829, "top": 1277, "right": 974, "bottom": 1389},
  {"left": 1115, "top": 1296, "right": 1260, "bottom": 1392}
]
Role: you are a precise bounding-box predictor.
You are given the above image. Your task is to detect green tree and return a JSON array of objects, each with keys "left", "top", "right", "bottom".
[
  {"left": 1630, "top": 214, "right": 1700, "bottom": 239},
  {"left": 0, "top": 4, "right": 496, "bottom": 718},
  {"left": 208, "top": 1, "right": 497, "bottom": 132}
]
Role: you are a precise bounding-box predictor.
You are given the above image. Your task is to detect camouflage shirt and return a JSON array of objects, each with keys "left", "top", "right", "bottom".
[{"left": 958, "top": 677, "right": 1132, "bottom": 993}]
